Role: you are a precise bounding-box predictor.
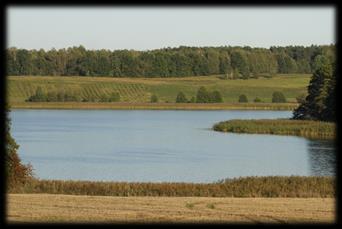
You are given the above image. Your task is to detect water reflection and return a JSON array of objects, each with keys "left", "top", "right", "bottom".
[{"left": 307, "top": 139, "right": 336, "bottom": 176}]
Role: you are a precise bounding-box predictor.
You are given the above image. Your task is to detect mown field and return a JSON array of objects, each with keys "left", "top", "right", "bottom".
[
  {"left": 7, "top": 194, "right": 335, "bottom": 223},
  {"left": 7, "top": 74, "right": 310, "bottom": 105}
]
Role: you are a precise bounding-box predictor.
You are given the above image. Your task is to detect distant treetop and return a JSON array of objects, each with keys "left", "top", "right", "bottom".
[{"left": 7, "top": 45, "right": 335, "bottom": 78}]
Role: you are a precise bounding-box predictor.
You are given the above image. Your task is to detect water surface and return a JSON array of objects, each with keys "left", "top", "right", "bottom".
[{"left": 10, "top": 110, "right": 335, "bottom": 182}]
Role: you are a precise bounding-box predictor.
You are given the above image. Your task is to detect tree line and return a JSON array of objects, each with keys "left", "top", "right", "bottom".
[{"left": 7, "top": 45, "right": 335, "bottom": 78}]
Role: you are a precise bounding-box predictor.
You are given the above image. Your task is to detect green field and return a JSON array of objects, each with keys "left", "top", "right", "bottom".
[{"left": 7, "top": 74, "right": 310, "bottom": 105}]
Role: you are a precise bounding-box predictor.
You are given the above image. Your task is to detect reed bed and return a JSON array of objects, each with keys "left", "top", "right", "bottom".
[
  {"left": 213, "top": 119, "right": 335, "bottom": 139},
  {"left": 11, "top": 176, "right": 334, "bottom": 198}
]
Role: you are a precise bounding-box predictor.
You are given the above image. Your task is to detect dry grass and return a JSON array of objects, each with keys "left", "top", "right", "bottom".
[
  {"left": 14, "top": 176, "right": 335, "bottom": 198},
  {"left": 6, "top": 194, "right": 335, "bottom": 224}
]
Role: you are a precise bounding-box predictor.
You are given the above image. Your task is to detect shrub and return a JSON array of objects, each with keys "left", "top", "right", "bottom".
[
  {"left": 272, "top": 91, "right": 287, "bottom": 103},
  {"left": 176, "top": 92, "right": 188, "bottom": 103},
  {"left": 254, "top": 97, "right": 262, "bottom": 103},
  {"left": 150, "top": 94, "right": 158, "bottom": 103},
  {"left": 26, "top": 86, "right": 47, "bottom": 102},
  {"left": 196, "top": 86, "right": 211, "bottom": 103},
  {"left": 238, "top": 94, "right": 248, "bottom": 103},
  {"left": 46, "top": 91, "right": 58, "bottom": 102},
  {"left": 210, "top": 90, "right": 223, "bottom": 103},
  {"left": 189, "top": 96, "right": 196, "bottom": 103}
]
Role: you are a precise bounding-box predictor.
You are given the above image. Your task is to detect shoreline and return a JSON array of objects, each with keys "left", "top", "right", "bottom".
[
  {"left": 9, "top": 102, "right": 299, "bottom": 110},
  {"left": 11, "top": 176, "right": 334, "bottom": 198}
]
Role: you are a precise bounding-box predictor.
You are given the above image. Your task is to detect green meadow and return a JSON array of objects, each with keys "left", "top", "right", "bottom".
[{"left": 7, "top": 74, "right": 310, "bottom": 105}]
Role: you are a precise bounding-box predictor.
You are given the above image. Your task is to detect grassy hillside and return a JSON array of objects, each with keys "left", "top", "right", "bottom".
[{"left": 7, "top": 74, "right": 310, "bottom": 105}]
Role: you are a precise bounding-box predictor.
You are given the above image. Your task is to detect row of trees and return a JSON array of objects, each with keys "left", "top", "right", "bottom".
[
  {"left": 238, "top": 92, "right": 287, "bottom": 103},
  {"left": 293, "top": 55, "right": 336, "bottom": 122},
  {"left": 7, "top": 45, "right": 335, "bottom": 78},
  {"left": 175, "top": 87, "right": 223, "bottom": 103},
  {"left": 26, "top": 87, "right": 120, "bottom": 102}
]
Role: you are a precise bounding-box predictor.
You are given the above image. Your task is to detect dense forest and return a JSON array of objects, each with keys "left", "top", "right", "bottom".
[{"left": 6, "top": 45, "right": 335, "bottom": 78}]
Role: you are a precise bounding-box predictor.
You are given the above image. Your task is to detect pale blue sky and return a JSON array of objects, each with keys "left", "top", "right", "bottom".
[{"left": 7, "top": 7, "right": 335, "bottom": 50}]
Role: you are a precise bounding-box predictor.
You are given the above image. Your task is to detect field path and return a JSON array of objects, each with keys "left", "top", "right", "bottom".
[{"left": 7, "top": 194, "right": 335, "bottom": 224}]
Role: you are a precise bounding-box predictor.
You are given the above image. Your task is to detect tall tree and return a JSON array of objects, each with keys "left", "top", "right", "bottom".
[
  {"left": 196, "top": 86, "right": 211, "bottom": 103},
  {"left": 176, "top": 92, "right": 188, "bottom": 103},
  {"left": 293, "top": 55, "right": 333, "bottom": 120}
]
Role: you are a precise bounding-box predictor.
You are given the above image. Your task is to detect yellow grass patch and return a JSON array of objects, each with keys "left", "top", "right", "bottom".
[{"left": 7, "top": 194, "right": 335, "bottom": 224}]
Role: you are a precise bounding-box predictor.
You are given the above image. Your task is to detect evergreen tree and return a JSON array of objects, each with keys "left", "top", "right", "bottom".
[
  {"left": 293, "top": 55, "right": 333, "bottom": 120},
  {"left": 238, "top": 94, "right": 248, "bottom": 103},
  {"left": 210, "top": 90, "right": 223, "bottom": 103},
  {"left": 272, "top": 92, "right": 287, "bottom": 103},
  {"left": 176, "top": 92, "right": 188, "bottom": 103},
  {"left": 196, "top": 86, "right": 211, "bottom": 103},
  {"left": 150, "top": 94, "right": 159, "bottom": 103},
  {"left": 189, "top": 96, "right": 196, "bottom": 103},
  {"left": 254, "top": 97, "right": 262, "bottom": 103}
]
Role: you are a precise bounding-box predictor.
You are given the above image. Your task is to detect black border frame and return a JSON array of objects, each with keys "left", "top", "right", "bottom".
[{"left": 1, "top": 0, "right": 340, "bottom": 227}]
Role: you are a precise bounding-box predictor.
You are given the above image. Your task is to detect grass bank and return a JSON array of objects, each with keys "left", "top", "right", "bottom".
[
  {"left": 10, "top": 102, "right": 299, "bottom": 110},
  {"left": 7, "top": 74, "right": 310, "bottom": 105},
  {"left": 213, "top": 119, "right": 335, "bottom": 140},
  {"left": 11, "top": 176, "right": 335, "bottom": 198}
]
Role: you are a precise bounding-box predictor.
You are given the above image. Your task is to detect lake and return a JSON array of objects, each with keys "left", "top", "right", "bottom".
[{"left": 10, "top": 109, "right": 335, "bottom": 183}]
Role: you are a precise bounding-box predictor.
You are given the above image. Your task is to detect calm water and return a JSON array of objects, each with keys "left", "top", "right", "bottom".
[{"left": 10, "top": 110, "right": 335, "bottom": 183}]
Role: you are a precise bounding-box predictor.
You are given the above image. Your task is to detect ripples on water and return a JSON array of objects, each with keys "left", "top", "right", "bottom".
[{"left": 10, "top": 110, "right": 335, "bottom": 183}]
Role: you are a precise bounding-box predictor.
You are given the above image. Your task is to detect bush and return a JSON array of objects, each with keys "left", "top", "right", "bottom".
[
  {"left": 46, "top": 91, "right": 58, "bottom": 102},
  {"left": 210, "top": 90, "right": 223, "bottom": 103},
  {"left": 150, "top": 94, "right": 158, "bottom": 103},
  {"left": 196, "top": 86, "right": 211, "bottom": 103},
  {"left": 238, "top": 94, "right": 248, "bottom": 103},
  {"left": 26, "top": 86, "right": 47, "bottom": 102},
  {"left": 272, "top": 91, "right": 287, "bottom": 103},
  {"left": 254, "top": 97, "right": 262, "bottom": 103},
  {"left": 189, "top": 96, "right": 196, "bottom": 103},
  {"left": 176, "top": 92, "right": 188, "bottom": 103}
]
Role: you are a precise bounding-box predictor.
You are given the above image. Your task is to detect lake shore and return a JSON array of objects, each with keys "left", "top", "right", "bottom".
[
  {"left": 7, "top": 194, "right": 335, "bottom": 223},
  {"left": 10, "top": 102, "right": 299, "bottom": 110},
  {"left": 213, "top": 119, "right": 335, "bottom": 140},
  {"left": 11, "top": 176, "right": 334, "bottom": 198}
]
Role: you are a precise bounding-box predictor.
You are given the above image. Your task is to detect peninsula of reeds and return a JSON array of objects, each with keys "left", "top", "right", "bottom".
[{"left": 213, "top": 119, "right": 335, "bottom": 140}]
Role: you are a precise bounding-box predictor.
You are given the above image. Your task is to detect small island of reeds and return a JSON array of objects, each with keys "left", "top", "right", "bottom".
[{"left": 213, "top": 119, "right": 335, "bottom": 140}]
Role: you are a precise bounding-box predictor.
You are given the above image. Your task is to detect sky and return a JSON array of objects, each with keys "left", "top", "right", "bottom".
[{"left": 7, "top": 7, "right": 336, "bottom": 51}]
